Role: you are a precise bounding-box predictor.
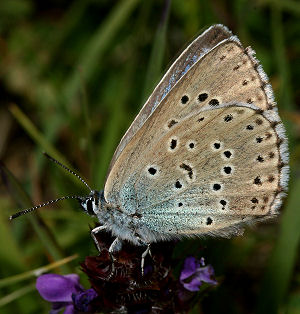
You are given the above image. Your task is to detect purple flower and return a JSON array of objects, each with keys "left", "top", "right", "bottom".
[
  {"left": 180, "top": 256, "right": 217, "bottom": 292},
  {"left": 36, "top": 273, "right": 97, "bottom": 313}
]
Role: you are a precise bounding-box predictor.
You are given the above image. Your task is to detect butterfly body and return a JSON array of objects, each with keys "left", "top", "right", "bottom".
[{"left": 82, "top": 190, "right": 155, "bottom": 245}]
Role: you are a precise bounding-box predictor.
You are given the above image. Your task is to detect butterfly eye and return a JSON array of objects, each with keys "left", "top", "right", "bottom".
[{"left": 86, "top": 199, "right": 94, "bottom": 215}]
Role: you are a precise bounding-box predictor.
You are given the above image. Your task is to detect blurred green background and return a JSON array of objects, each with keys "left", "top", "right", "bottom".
[{"left": 0, "top": 0, "right": 299, "bottom": 313}]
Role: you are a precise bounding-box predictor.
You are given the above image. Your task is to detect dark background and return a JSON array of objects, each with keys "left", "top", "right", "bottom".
[{"left": 0, "top": 0, "right": 299, "bottom": 313}]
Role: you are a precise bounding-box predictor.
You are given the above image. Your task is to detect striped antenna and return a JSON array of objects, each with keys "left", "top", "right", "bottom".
[
  {"left": 10, "top": 195, "right": 83, "bottom": 220},
  {"left": 43, "top": 152, "right": 92, "bottom": 192},
  {"left": 10, "top": 153, "right": 92, "bottom": 220}
]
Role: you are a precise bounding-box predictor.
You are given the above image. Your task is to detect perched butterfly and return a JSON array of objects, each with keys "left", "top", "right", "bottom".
[{"left": 11, "top": 24, "right": 289, "bottom": 269}]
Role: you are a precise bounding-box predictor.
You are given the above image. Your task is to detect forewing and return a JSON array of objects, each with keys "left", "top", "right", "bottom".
[{"left": 107, "top": 24, "right": 233, "bottom": 174}]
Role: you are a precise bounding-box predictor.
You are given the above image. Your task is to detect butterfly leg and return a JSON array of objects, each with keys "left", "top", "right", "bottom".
[
  {"left": 141, "top": 243, "right": 152, "bottom": 276},
  {"left": 91, "top": 225, "right": 107, "bottom": 252},
  {"left": 107, "top": 237, "right": 123, "bottom": 279},
  {"left": 91, "top": 226, "right": 123, "bottom": 279},
  {"left": 135, "top": 236, "right": 151, "bottom": 276}
]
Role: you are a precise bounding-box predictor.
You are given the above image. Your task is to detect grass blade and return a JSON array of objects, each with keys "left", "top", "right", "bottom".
[
  {"left": 0, "top": 284, "right": 36, "bottom": 308},
  {"left": 0, "top": 254, "right": 78, "bottom": 288},
  {"left": 0, "top": 162, "right": 70, "bottom": 273},
  {"left": 9, "top": 104, "right": 71, "bottom": 168},
  {"left": 63, "top": 0, "right": 141, "bottom": 105},
  {"left": 141, "top": 0, "right": 171, "bottom": 101}
]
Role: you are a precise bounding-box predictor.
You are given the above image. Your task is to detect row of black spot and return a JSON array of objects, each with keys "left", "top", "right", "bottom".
[
  {"left": 147, "top": 159, "right": 233, "bottom": 177},
  {"left": 221, "top": 112, "right": 271, "bottom": 165},
  {"left": 181, "top": 93, "right": 219, "bottom": 107},
  {"left": 173, "top": 180, "right": 223, "bottom": 192},
  {"left": 211, "top": 141, "right": 232, "bottom": 194}
]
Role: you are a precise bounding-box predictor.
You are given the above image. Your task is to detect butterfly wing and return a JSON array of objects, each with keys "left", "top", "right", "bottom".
[
  {"left": 107, "top": 24, "right": 233, "bottom": 174},
  {"left": 106, "top": 103, "right": 288, "bottom": 239},
  {"left": 103, "top": 28, "right": 288, "bottom": 239}
]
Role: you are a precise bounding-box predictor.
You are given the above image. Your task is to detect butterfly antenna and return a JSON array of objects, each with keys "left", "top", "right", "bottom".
[
  {"left": 43, "top": 152, "right": 92, "bottom": 192},
  {"left": 9, "top": 195, "right": 83, "bottom": 220}
]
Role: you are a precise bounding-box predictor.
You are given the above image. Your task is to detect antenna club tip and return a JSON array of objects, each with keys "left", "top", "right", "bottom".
[{"left": 9, "top": 215, "right": 15, "bottom": 220}]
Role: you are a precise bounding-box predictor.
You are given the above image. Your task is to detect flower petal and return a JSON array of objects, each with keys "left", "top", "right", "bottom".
[
  {"left": 36, "top": 274, "right": 83, "bottom": 302},
  {"left": 196, "top": 265, "right": 218, "bottom": 285},
  {"left": 179, "top": 256, "right": 200, "bottom": 281},
  {"left": 63, "top": 274, "right": 82, "bottom": 287},
  {"left": 180, "top": 257, "right": 218, "bottom": 292},
  {"left": 181, "top": 277, "right": 202, "bottom": 292},
  {"left": 50, "top": 302, "right": 72, "bottom": 314},
  {"left": 63, "top": 304, "right": 75, "bottom": 314}
]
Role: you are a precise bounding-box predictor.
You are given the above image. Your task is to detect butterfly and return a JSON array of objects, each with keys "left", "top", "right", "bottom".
[{"left": 11, "top": 24, "right": 289, "bottom": 271}]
